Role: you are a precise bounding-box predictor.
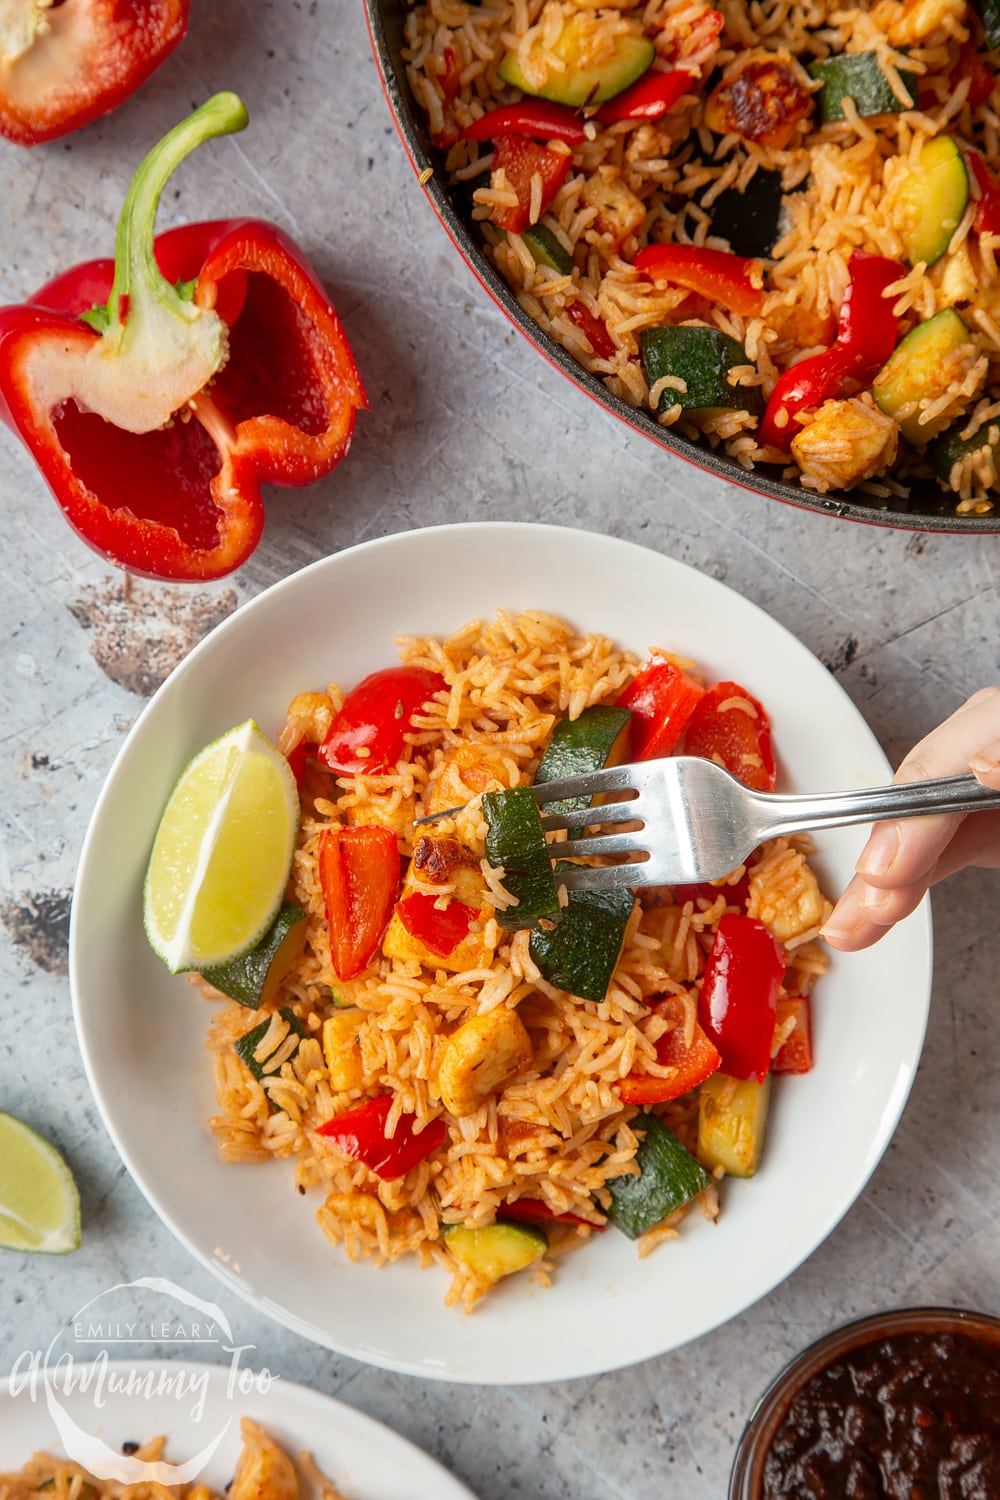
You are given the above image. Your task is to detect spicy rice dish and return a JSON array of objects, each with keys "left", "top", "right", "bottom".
[
  {"left": 202, "top": 612, "right": 830, "bottom": 1309},
  {"left": 402, "top": 0, "right": 1000, "bottom": 512}
]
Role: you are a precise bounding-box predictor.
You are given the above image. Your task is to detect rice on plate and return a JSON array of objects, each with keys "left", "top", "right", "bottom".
[
  {"left": 402, "top": 0, "right": 1000, "bottom": 513},
  {"left": 198, "top": 610, "right": 831, "bottom": 1310}
]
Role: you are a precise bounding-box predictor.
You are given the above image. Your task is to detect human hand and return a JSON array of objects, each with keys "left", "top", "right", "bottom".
[{"left": 822, "top": 687, "right": 1000, "bottom": 952}]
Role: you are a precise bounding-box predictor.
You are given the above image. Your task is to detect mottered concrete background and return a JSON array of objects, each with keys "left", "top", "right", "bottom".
[{"left": 2, "top": 2, "right": 999, "bottom": 1495}]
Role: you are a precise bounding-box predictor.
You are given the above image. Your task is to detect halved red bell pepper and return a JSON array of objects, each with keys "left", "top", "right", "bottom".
[
  {"left": 772, "top": 995, "right": 814, "bottom": 1074},
  {"left": 617, "top": 995, "right": 721, "bottom": 1104},
  {"left": 597, "top": 69, "right": 692, "bottom": 124},
  {"left": 396, "top": 892, "right": 478, "bottom": 956},
  {"left": 462, "top": 100, "right": 586, "bottom": 146},
  {"left": 566, "top": 302, "right": 616, "bottom": 359},
  {"left": 632, "top": 244, "right": 765, "bottom": 318},
  {"left": 683, "top": 680, "right": 776, "bottom": 793},
  {"left": 0, "top": 94, "right": 367, "bottom": 582},
  {"left": 316, "top": 1094, "right": 447, "bottom": 1179},
  {"left": 0, "top": 0, "right": 189, "bottom": 147},
  {"left": 500, "top": 1198, "right": 603, "bottom": 1229},
  {"left": 617, "top": 659, "right": 705, "bottom": 759},
  {"left": 491, "top": 134, "right": 571, "bottom": 233},
  {"left": 319, "top": 665, "right": 447, "bottom": 776},
  {"left": 760, "top": 251, "right": 901, "bottom": 450},
  {"left": 698, "top": 915, "right": 785, "bottom": 1083},
  {"left": 318, "top": 825, "right": 400, "bottom": 981}
]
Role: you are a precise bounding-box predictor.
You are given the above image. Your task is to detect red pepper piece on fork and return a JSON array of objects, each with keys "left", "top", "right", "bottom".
[
  {"left": 0, "top": 93, "right": 367, "bottom": 581},
  {"left": 0, "top": 0, "right": 189, "bottom": 147}
]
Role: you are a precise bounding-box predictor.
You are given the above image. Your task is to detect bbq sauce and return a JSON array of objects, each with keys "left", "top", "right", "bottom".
[{"left": 761, "top": 1329, "right": 1000, "bottom": 1499}]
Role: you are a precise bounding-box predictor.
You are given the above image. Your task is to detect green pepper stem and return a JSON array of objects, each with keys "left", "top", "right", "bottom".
[{"left": 102, "top": 92, "right": 249, "bottom": 333}]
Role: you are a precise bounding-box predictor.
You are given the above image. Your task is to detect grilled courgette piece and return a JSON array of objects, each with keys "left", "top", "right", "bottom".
[
  {"left": 698, "top": 1073, "right": 771, "bottom": 1178},
  {"left": 605, "top": 1111, "right": 711, "bottom": 1238},
  {"left": 529, "top": 870, "right": 633, "bottom": 1005},
  {"left": 498, "top": 18, "right": 654, "bottom": 107},
  {"left": 443, "top": 1222, "right": 547, "bottom": 1283},
  {"left": 534, "top": 704, "right": 631, "bottom": 813},
  {"left": 483, "top": 786, "right": 560, "bottom": 929},
  {"left": 521, "top": 222, "right": 575, "bottom": 275},
  {"left": 809, "top": 52, "right": 916, "bottom": 121},
  {"left": 641, "top": 326, "right": 763, "bottom": 417},
  {"left": 892, "top": 135, "right": 969, "bottom": 268},
  {"left": 873, "top": 308, "right": 971, "bottom": 444},
  {"left": 202, "top": 903, "right": 306, "bottom": 1010}
]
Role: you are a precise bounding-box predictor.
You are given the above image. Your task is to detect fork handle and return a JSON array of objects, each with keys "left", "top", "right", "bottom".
[{"left": 754, "top": 773, "right": 1000, "bottom": 841}]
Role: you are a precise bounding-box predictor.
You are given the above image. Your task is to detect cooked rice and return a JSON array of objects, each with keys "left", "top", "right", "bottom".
[
  {"left": 203, "top": 612, "right": 830, "bottom": 1310},
  {"left": 403, "top": 0, "right": 1000, "bottom": 509}
]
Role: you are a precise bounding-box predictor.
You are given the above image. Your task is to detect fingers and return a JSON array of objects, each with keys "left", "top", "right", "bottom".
[
  {"left": 822, "top": 871, "right": 929, "bottom": 952},
  {"left": 849, "top": 688, "right": 1000, "bottom": 893},
  {"left": 823, "top": 688, "right": 1000, "bottom": 952}
]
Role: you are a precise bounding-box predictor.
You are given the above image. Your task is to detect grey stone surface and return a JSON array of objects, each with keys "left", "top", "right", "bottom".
[{"left": 2, "top": 2, "right": 1000, "bottom": 1496}]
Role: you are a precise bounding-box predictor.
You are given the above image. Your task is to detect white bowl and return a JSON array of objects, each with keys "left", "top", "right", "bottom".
[
  {"left": 1, "top": 1358, "right": 477, "bottom": 1499},
  {"left": 70, "top": 522, "right": 932, "bottom": 1383}
]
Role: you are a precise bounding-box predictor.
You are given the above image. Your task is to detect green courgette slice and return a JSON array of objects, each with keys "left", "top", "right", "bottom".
[
  {"left": 977, "top": 0, "right": 1000, "bottom": 51},
  {"left": 521, "top": 223, "right": 575, "bottom": 275},
  {"left": 640, "top": 327, "right": 763, "bottom": 416},
  {"left": 873, "top": 308, "right": 971, "bottom": 444},
  {"left": 809, "top": 52, "right": 916, "bottom": 121},
  {"left": 698, "top": 1073, "right": 771, "bottom": 1178},
  {"left": 443, "top": 1221, "right": 547, "bottom": 1282},
  {"left": 498, "top": 20, "right": 655, "bottom": 107},
  {"left": 605, "top": 1111, "right": 711, "bottom": 1238},
  {"left": 483, "top": 786, "right": 561, "bottom": 929},
  {"left": 201, "top": 903, "right": 307, "bottom": 1010},
  {"left": 529, "top": 867, "right": 633, "bottom": 1004},
  {"left": 892, "top": 135, "right": 969, "bottom": 268},
  {"left": 929, "top": 417, "right": 999, "bottom": 487},
  {"left": 235, "top": 1007, "right": 309, "bottom": 1110},
  {"left": 534, "top": 705, "right": 632, "bottom": 813}
]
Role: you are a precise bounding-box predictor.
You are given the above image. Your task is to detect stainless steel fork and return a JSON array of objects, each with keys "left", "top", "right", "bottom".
[{"left": 529, "top": 757, "right": 1000, "bottom": 892}]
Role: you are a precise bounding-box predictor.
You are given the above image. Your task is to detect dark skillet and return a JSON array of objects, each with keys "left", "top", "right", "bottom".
[{"left": 364, "top": 0, "right": 1000, "bottom": 533}]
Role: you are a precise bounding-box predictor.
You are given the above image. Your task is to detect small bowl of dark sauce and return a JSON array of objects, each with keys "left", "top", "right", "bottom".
[{"left": 729, "top": 1307, "right": 1000, "bottom": 1499}]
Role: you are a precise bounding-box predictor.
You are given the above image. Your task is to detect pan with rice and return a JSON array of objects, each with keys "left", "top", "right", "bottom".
[
  {"left": 191, "top": 611, "right": 831, "bottom": 1310},
  {"left": 375, "top": 0, "right": 1000, "bottom": 520}
]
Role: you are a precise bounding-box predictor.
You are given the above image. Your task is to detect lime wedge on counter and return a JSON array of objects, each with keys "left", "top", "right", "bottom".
[
  {"left": 0, "top": 1113, "right": 81, "bottom": 1254},
  {"left": 144, "top": 719, "right": 298, "bottom": 973}
]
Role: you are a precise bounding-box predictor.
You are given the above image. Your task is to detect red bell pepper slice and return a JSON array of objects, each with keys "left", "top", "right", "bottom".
[
  {"left": 0, "top": 95, "right": 367, "bottom": 582},
  {"left": 316, "top": 1094, "right": 447, "bottom": 1179},
  {"left": 491, "top": 134, "right": 571, "bottom": 233},
  {"left": 698, "top": 915, "right": 785, "bottom": 1083},
  {"left": 772, "top": 995, "right": 814, "bottom": 1075},
  {"left": 0, "top": 0, "right": 189, "bottom": 147},
  {"left": 969, "top": 152, "right": 1000, "bottom": 236},
  {"left": 319, "top": 666, "right": 447, "bottom": 776},
  {"left": 683, "top": 680, "right": 776, "bottom": 793},
  {"left": 760, "top": 251, "right": 901, "bottom": 450},
  {"left": 566, "top": 302, "right": 616, "bottom": 359},
  {"left": 499, "top": 1198, "right": 603, "bottom": 1229},
  {"left": 617, "top": 995, "right": 721, "bottom": 1104},
  {"left": 462, "top": 101, "right": 586, "bottom": 146},
  {"left": 953, "top": 39, "right": 995, "bottom": 110},
  {"left": 618, "top": 659, "right": 706, "bottom": 759},
  {"left": 671, "top": 870, "right": 751, "bottom": 909},
  {"left": 597, "top": 69, "right": 692, "bottom": 124},
  {"left": 318, "top": 826, "right": 400, "bottom": 981},
  {"left": 396, "top": 892, "right": 478, "bottom": 956},
  {"left": 632, "top": 244, "right": 765, "bottom": 318}
]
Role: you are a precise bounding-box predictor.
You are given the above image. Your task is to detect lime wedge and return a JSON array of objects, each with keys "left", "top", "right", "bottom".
[
  {"left": 144, "top": 719, "right": 299, "bottom": 973},
  {"left": 0, "top": 1113, "right": 81, "bottom": 1254}
]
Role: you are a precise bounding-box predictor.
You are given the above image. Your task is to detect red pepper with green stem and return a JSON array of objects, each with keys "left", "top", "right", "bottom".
[
  {"left": 0, "top": 92, "right": 367, "bottom": 580},
  {"left": 760, "top": 251, "right": 901, "bottom": 450},
  {"left": 0, "top": 0, "right": 189, "bottom": 146}
]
